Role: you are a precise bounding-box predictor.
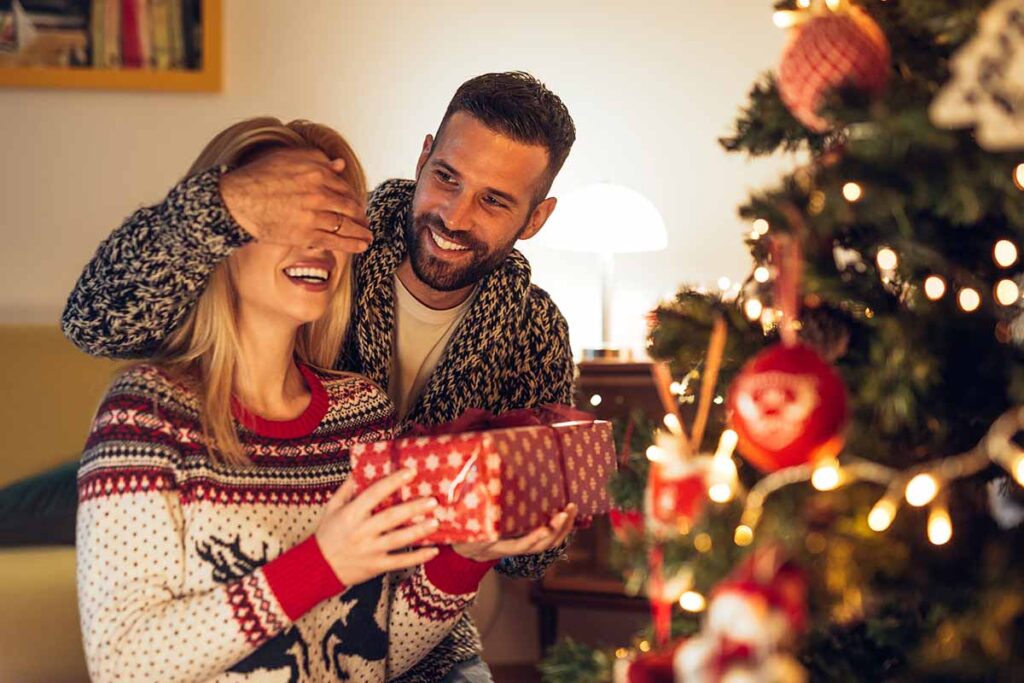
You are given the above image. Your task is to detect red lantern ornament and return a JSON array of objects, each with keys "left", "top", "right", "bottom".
[
  {"left": 647, "top": 459, "right": 708, "bottom": 534},
  {"left": 777, "top": 3, "right": 890, "bottom": 132},
  {"left": 726, "top": 343, "right": 847, "bottom": 472}
]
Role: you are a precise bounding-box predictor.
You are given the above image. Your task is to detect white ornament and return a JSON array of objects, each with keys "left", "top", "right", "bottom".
[{"left": 931, "top": 0, "right": 1024, "bottom": 150}]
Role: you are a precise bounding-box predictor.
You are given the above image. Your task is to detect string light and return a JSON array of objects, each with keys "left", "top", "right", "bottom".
[
  {"left": 734, "top": 525, "right": 754, "bottom": 546},
  {"left": 868, "top": 496, "right": 898, "bottom": 532},
  {"left": 1013, "top": 454, "right": 1024, "bottom": 486},
  {"left": 996, "top": 279, "right": 1020, "bottom": 306},
  {"left": 773, "top": 10, "right": 800, "bottom": 28},
  {"left": 842, "top": 182, "right": 863, "bottom": 202},
  {"left": 754, "top": 266, "right": 771, "bottom": 283},
  {"left": 679, "top": 591, "right": 707, "bottom": 612},
  {"left": 825, "top": 0, "right": 841, "bottom": 9},
  {"left": 638, "top": 640, "right": 652, "bottom": 653},
  {"left": 924, "top": 275, "right": 947, "bottom": 300},
  {"left": 876, "top": 247, "right": 898, "bottom": 271},
  {"left": 994, "top": 239, "right": 1019, "bottom": 268},
  {"left": 646, "top": 445, "right": 667, "bottom": 463},
  {"left": 811, "top": 458, "right": 842, "bottom": 491},
  {"left": 744, "top": 298, "right": 764, "bottom": 321},
  {"left": 708, "top": 483, "right": 733, "bottom": 503},
  {"left": 663, "top": 413, "right": 684, "bottom": 437},
  {"left": 1014, "top": 164, "right": 1024, "bottom": 191},
  {"left": 753, "top": 218, "right": 770, "bottom": 236},
  {"left": 589, "top": 394, "right": 603, "bottom": 407},
  {"left": 694, "top": 533, "right": 713, "bottom": 553},
  {"left": 797, "top": 0, "right": 811, "bottom": 7},
  {"left": 905, "top": 473, "right": 940, "bottom": 507},
  {"left": 928, "top": 503, "right": 953, "bottom": 546},
  {"left": 958, "top": 288, "right": 981, "bottom": 313},
  {"left": 718, "top": 276, "right": 733, "bottom": 291},
  {"left": 716, "top": 429, "right": 739, "bottom": 457}
]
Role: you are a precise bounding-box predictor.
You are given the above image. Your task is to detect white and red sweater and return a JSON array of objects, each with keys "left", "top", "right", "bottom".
[{"left": 76, "top": 363, "right": 493, "bottom": 682}]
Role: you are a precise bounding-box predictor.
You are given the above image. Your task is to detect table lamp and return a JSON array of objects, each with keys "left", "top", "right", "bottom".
[{"left": 540, "top": 183, "right": 668, "bottom": 360}]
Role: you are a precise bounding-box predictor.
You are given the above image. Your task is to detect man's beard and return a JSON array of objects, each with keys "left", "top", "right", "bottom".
[{"left": 404, "top": 212, "right": 521, "bottom": 292}]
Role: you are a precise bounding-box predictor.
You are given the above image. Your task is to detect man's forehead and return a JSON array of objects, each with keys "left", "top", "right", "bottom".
[{"left": 431, "top": 113, "right": 549, "bottom": 197}]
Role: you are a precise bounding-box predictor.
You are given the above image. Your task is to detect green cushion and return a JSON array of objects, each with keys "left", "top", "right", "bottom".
[{"left": 0, "top": 460, "right": 78, "bottom": 546}]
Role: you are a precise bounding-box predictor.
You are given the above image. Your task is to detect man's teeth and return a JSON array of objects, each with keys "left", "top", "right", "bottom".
[
  {"left": 430, "top": 230, "right": 469, "bottom": 252},
  {"left": 284, "top": 266, "right": 330, "bottom": 282}
]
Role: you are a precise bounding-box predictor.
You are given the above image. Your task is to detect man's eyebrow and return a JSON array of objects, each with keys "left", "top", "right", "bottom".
[{"left": 433, "top": 159, "right": 520, "bottom": 207}]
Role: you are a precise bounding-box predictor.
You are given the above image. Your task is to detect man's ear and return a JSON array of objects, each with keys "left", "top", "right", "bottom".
[
  {"left": 519, "top": 197, "right": 558, "bottom": 241},
  {"left": 415, "top": 134, "right": 434, "bottom": 178}
]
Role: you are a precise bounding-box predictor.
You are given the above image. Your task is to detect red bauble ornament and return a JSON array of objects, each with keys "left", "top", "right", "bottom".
[
  {"left": 726, "top": 343, "right": 847, "bottom": 472},
  {"left": 777, "top": 4, "right": 890, "bottom": 132},
  {"left": 609, "top": 508, "right": 645, "bottom": 541},
  {"left": 647, "top": 459, "right": 708, "bottom": 533}
]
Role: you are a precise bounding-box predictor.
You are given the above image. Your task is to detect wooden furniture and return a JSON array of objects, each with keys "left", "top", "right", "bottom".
[
  {"left": 530, "top": 360, "right": 662, "bottom": 652},
  {"left": 0, "top": 0, "right": 221, "bottom": 92}
]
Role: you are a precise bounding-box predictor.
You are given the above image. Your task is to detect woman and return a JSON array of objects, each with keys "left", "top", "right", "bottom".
[{"left": 75, "top": 118, "right": 497, "bottom": 682}]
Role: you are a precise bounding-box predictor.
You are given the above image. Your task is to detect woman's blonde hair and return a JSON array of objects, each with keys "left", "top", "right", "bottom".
[{"left": 154, "top": 117, "right": 366, "bottom": 467}]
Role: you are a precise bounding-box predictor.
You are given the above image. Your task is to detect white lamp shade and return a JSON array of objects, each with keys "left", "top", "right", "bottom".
[{"left": 537, "top": 183, "right": 668, "bottom": 254}]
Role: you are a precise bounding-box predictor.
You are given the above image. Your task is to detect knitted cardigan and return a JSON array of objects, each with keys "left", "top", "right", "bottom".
[
  {"left": 62, "top": 170, "right": 578, "bottom": 678},
  {"left": 77, "top": 363, "right": 493, "bottom": 682}
]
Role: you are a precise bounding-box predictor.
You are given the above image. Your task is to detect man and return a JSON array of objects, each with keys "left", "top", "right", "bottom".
[{"left": 64, "top": 71, "right": 578, "bottom": 681}]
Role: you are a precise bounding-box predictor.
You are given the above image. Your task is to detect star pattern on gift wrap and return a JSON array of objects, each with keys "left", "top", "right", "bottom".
[{"left": 425, "top": 454, "right": 440, "bottom": 471}]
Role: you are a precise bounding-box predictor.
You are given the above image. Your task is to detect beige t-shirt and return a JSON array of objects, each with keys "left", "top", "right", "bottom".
[{"left": 389, "top": 274, "right": 477, "bottom": 419}]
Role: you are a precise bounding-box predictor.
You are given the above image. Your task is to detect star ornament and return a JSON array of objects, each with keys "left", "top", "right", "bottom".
[{"left": 931, "top": 0, "right": 1024, "bottom": 150}]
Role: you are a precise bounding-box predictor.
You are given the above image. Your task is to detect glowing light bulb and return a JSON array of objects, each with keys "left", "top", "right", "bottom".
[
  {"left": 663, "top": 413, "right": 684, "bottom": 436},
  {"left": 589, "top": 394, "right": 603, "bottom": 407},
  {"left": 734, "top": 525, "right": 754, "bottom": 546},
  {"left": 868, "top": 498, "right": 897, "bottom": 532},
  {"left": 1014, "top": 164, "right": 1024, "bottom": 191},
  {"left": 679, "top": 591, "right": 707, "bottom": 612},
  {"left": 638, "top": 640, "right": 651, "bottom": 653},
  {"left": 797, "top": 0, "right": 811, "bottom": 7},
  {"left": 773, "top": 10, "right": 799, "bottom": 28},
  {"left": 1012, "top": 454, "right": 1024, "bottom": 487},
  {"left": 876, "top": 247, "right": 898, "bottom": 271},
  {"left": 958, "top": 288, "right": 981, "bottom": 312},
  {"left": 928, "top": 505, "right": 953, "bottom": 546},
  {"left": 996, "top": 279, "right": 1020, "bottom": 306},
  {"left": 646, "top": 446, "right": 666, "bottom": 463},
  {"left": 708, "top": 482, "right": 733, "bottom": 503},
  {"left": 811, "top": 459, "right": 842, "bottom": 491},
  {"left": 842, "top": 182, "right": 863, "bottom": 202},
  {"left": 717, "top": 429, "right": 739, "bottom": 457},
  {"left": 995, "top": 239, "right": 1019, "bottom": 268},
  {"left": 825, "top": 0, "right": 841, "bottom": 9},
  {"left": 905, "top": 473, "right": 940, "bottom": 507},
  {"left": 753, "top": 219, "right": 770, "bottom": 236},
  {"left": 744, "top": 298, "right": 764, "bottom": 321},
  {"left": 924, "top": 275, "right": 947, "bottom": 300},
  {"left": 694, "top": 533, "right": 713, "bottom": 553},
  {"left": 754, "top": 266, "right": 771, "bottom": 283}
]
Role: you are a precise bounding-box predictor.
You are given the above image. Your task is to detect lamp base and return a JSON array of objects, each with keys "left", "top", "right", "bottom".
[{"left": 581, "top": 346, "right": 626, "bottom": 361}]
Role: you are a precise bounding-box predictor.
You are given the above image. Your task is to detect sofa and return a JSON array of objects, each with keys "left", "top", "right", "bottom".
[{"left": 0, "top": 325, "right": 120, "bottom": 682}]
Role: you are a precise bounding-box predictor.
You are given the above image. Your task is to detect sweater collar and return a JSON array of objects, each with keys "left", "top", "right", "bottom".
[{"left": 231, "top": 363, "right": 329, "bottom": 439}]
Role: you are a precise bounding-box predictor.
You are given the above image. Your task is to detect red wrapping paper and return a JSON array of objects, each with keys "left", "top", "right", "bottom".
[{"left": 349, "top": 407, "right": 616, "bottom": 544}]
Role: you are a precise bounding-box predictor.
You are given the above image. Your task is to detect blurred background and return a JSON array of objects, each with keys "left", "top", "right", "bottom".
[{"left": 0, "top": 0, "right": 795, "bottom": 679}]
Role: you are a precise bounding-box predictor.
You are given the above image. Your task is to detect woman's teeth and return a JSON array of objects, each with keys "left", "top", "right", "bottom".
[
  {"left": 430, "top": 230, "right": 469, "bottom": 252},
  {"left": 284, "top": 266, "right": 330, "bottom": 283}
]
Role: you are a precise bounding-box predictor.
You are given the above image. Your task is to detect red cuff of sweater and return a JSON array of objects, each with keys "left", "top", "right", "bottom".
[
  {"left": 424, "top": 546, "right": 497, "bottom": 595},
  {"left": 263, "top": 535, "right": 345, "bottom": 621}
]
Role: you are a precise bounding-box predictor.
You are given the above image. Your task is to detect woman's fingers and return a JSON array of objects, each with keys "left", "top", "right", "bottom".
[
  {"left": 375, "top": 518, "right": 440, "bottom": 552},
  {"left": 349, "top": 469, "right": 416, "bottom": 519},
  {"left": 325, "top": 478, "right": 357, "bottom": 513},
  {"left": 362, "top": 496, "right": 438, "bottom": 537},
  {"left": 379, "top": 546, "right": 440, "bottom": 573}
]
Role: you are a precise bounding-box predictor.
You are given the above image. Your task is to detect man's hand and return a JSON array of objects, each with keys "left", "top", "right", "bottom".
[
  {"left": 452, "top": 503, "right": 577, "bottom": 563},
  {"left": 219, "top": 147, "right": 373, "bottom": 253}
]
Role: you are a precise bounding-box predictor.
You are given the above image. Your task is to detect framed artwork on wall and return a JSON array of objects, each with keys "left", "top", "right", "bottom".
[{"left": 0, "top": 0, "right": 220, "bottom": 92}]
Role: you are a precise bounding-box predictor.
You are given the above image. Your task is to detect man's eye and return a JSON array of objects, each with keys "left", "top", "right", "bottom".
[
  {"left": 435, "top": 170, "right": 455, "bottom": 184},
  {"left": 483, "top": 195, "right": 507, "bottom": 209}
]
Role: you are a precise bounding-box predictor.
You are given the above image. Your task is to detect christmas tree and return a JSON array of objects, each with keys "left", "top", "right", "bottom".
[{"left": 542, "top": 1, "right": 1024, "bottom": 680}]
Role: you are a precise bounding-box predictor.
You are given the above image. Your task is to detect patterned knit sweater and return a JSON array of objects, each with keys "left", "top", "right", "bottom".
[
  {"left": 63, "top": 169, "right": 578, "bottom": 678},
  {"left": 77, "top": 363, "right": 493, "bottom": 682}
]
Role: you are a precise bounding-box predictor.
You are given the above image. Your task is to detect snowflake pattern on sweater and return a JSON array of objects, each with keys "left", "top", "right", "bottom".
[{"left": 76, "top": 364, "right": 491, "bottom": 682}]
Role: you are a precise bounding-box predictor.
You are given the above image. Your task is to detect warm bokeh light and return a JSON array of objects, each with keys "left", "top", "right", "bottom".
[
  {"left": 744, "top": 298, "right": 764, "bottom": 321},
  {"left": 1014, "top": 164, "right": 1024, "bottom": 191},
  {"left": 663, "top": 413, "right": 683, "bottom": 436},
  {"left": 996, "top": 279, "right": 1020, "bottom": 306},
  {"left": 958, "top": 288, "right": 981, "bottom": 312},
  {"left": 905, "top": 473, "right": 940, "bottom": 507},
  {"left": 679, "top": 591, "right": 707, "bottom": 612},
  {"left": 734, "top": 525, "right": 754, "bottom": 546},
  {"left": 842, "top": 182, "right": 863, "bottom": 202},
  {"left": 753, "top": 218, "right": 770, "bottom": 236},
  {"left": 646, "top": 445, "right": 666, "bottom": 463},
  {"left": 924, "top": 275, "right": 947, "bottom": 300},
  {"left": 928, "top": 506, "right": 953, "bottom": 545},
  {"left": 811, "top": 460, "right": 842, "bottom": 491},
  {"left": 995, "top": 239, "right": 1019, "bottom": 268},
  {"left": 694, "top": 533, "right": 713, "bottom": 553},
  {"left": 876, "top": 247, "right": 898, "bottom": 271},
  {"left": 718, "top": 276, "right": 732, "bottom": 291},
  {"left": 868, "top": 498, "right": 897, "bottom": 532},
  {"left": 589, "top": 394, "right": 603, "bottom": 407},
  {"left": 754, "top": 266, "right": 770, "bottom": 283},
  {"left": 1013, "top": 454, "right": 1024, "bottom": 487},
  {"left": 708, "top": 482, "right": 733, "bottom": 503}
]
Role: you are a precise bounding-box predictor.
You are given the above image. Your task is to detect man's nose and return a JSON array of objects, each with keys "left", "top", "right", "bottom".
[{"left": 440, "top": 191, "right": 475, "bottom": 232}]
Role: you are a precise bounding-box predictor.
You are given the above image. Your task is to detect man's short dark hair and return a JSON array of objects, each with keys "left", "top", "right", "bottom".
[{"left": 435, "top": 71, "right": 576, "bottom": 202}]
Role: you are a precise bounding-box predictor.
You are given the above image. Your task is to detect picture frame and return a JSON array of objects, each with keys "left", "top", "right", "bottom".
[{"left": 0, "top": 0, "right": 221, "bottom": 92}]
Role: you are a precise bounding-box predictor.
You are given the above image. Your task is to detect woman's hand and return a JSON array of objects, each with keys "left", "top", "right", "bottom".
[
  {"left": 315, "top": 469, "right": 440, "bottom": 586},
  {"left": 452, "top": 503, "right": 578, "bottom": 563}
]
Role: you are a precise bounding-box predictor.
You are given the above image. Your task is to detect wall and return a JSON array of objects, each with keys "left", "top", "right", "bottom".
[
  {"left": 0, "top": 0, "right": 801, "bottom": 666},
  {"left": 0, "top": 0, "right": 795, "bottom": 354}
]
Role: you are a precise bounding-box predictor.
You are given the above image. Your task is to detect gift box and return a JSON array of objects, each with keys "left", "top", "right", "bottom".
[{"left": 349, "top": 407, "right": 617, "bottom": 544}]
